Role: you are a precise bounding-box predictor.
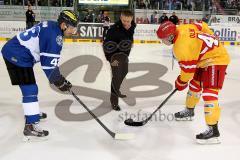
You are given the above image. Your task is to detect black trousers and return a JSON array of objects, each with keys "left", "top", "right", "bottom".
[
  {"left": 102, "top": 26, "right": 109, "bottom": 41},
  {"left": 26, "top": 21, "right": 34, "bottom": 29},
  {"left": 3, "top": 57, "right": 36, "bottom": 85},
  {"left": 110, "top": 53, "right": 129, "bottom": 105}
]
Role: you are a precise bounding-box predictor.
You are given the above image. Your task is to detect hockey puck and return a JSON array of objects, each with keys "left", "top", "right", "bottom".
[{"left": 124, "top": 118, "right": 133, "bottom": 125}]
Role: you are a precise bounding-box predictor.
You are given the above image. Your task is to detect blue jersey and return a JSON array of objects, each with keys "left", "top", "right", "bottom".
[{"left": 1, "top": 21, "right": 63, "bottom": 82}]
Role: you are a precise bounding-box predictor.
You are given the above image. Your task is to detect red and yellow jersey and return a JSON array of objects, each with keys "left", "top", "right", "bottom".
[{"left": 173, "top": 22, "right": 230, "bottom": 82}]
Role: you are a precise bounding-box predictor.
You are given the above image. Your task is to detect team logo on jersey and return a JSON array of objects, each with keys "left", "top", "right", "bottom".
[
  {"left": 11, "top": 57, "right": 18, "bottom": 62},
  {"left": 56, "top": 36, "right": 63, "bottom": 46}
]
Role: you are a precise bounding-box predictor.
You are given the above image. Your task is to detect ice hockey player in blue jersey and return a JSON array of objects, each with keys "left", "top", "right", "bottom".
[{"left": 1, "top": 10, "right": 79, "bottom": 141}]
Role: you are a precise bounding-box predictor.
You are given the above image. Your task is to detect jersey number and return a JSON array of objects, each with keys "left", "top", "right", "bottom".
[
  {"left": 197, "top": 33, "right": 219, "bottom": 48},
  {"left": 19, "top": 26, "right": 40, "bottom": 41},
  {"left": 50, "top": 58, "right": 59, "bottom": 67}
]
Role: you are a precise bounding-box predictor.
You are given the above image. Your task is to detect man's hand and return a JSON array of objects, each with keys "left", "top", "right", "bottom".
[{"left": 111, "top": 60, "right": 119, "bottom": 67}]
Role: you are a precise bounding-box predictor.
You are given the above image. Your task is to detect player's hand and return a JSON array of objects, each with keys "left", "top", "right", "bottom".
[
  {"left": 54, "top": 75, "right": 72, "bottom": 92},
  {"left": 111, "top": 60, "right": 119, "bottom": 66},
  {"left": 58, "top": 79, "right": 72, "bottom": 92},
  {"left": 175, "top": 75, "right": 188, "bottom": 91}
]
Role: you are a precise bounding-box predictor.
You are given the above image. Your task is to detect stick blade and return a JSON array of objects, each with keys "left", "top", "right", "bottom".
[
  {"left": 124, "top": 118, "right": 145, "bottom": 127},
  {"left": 114, "top": 133, "right": 135, "bottom": 140}
]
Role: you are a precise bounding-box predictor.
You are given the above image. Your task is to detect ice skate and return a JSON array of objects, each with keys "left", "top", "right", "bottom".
[
  {"left": 174, "top": 108, "right": 194, "bottom": 121},
  {"left": 196, "top": 124, "right": 220, "bottom": 145},
  {"left": 40, "top": 112, "right": 47, "bottom": 121},
  {"left": 23, "top": 123, "right": 49, "bottom": 142}
]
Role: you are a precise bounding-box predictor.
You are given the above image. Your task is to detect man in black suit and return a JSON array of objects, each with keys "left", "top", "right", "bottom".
[
  {"left": 169, "top": 12, "right": 179, "bottom": 25},
  {"left": 26, "top": 5, "right": 35, "bottom": 29},
  {"left": 159, "top": 12, "right": 168, "bottom": 24},
  {"left": 103, "top": 10, "right": 136, "bottom": 111}
]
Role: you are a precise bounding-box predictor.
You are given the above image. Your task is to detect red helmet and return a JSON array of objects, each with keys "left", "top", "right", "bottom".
[{"left": 156, "top": 21, "right": 176, "bottom": 39}]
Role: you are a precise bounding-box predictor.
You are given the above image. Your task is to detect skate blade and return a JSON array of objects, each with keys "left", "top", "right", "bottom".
[
  {"left": 39, "top": 118, "right": 47, "bottom": 122},
  {"left": 175, "top": 117, "right": 194, "bottom": 121},
  {"left": 114, "top": 133, "right": 135, "bottom": 140},
  {"left": 23, "top": 135, "right": 48, "bottom": 142},
  {"left": 196, "top": 137, "right": 221, "bottom": 145}
]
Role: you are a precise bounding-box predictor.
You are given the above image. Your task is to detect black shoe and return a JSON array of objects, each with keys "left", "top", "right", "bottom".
[
  {"left": 174, "top": 108, "right": 194, "bottom": 121},
  {"left": 112, "top": 104, "right": 121, "bottom": 111},
  {"left": 40, "top": 112, "right": 47, "bottom": 120},
  {"left": 119, "top": 93, "right": 127, "bottom": 98},
  {"left": 196, "top": 124, "right": 220, "bottom": 144},
  {"left": 23, "top": 123, "right": 49, "bottom": 141}
]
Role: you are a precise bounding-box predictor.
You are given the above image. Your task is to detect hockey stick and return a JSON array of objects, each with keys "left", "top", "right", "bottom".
[
  {"left": 124, "top": 89, "right": 177, "bottom": 127},
  {"left": 70, "top": 90, "right": 135, "bottom": 140}
]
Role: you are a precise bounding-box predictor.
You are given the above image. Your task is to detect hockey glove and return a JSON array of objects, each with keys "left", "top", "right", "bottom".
[
  {"left": 175, "top": 75, "right": 188, "bottom": 91},
  {"left": 53, "top": 75, "right": 72, "bottom": 92}
]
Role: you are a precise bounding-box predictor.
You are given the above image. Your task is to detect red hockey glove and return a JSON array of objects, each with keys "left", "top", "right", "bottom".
[{"left": 175, "top": 76, "right": 188, "bottom": 91}]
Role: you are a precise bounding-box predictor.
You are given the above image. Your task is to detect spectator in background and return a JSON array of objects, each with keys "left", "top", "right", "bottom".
[
  {"left": 157, "top": 0, "right": 163, "bottom": 10},
  {"left": 25, "top": 0, "right": 35, "bottom": 6},
  {"left": 149, "top": 0, "right": 156, "bottom": 9},
  {"left": 159, "top": 12, "right": 168, "bottom": 24},
  {"left": 83, "top": 11, "right": 93, "bottom": 22},
  {"left": 37, "top": 0, "right": 41, "bottom": 5},
  {"left": 168, "top": 0, "right": 174, "bottom": 10},
  {"left": 37, "top": 0, "right": 48, "bottom": 6},
  {"left": 175, "top": 0, "right": 182, "bottom": 10},
  {"left": 26, "top": 4, "right": 35, "bottom": 29},
  {"left": 210, "top": 16, "right": 218, "bottom": 24},
  {"left": 101, "top": 11, "right": 111, "bottom": 41},
  {"left": 4, "top": 0, "right": 9, "bottom": 5},
  {"left": 150, "top": 11, "right": 158, "bottom": 24},
  {"left": 51, "top": 0, "right": 60, "bottom": 6},
  {"left": 66, "top": 0, "right": 73, "bottom": 7},
  {"left": 190, "top": 0, "right": 195, "bottom": 11},
  {"left": 202, "top": 14, "right": 210, "bottom": 23},
  {"left": 12, "top": 0, "right": 22, "bottom": 5},
  {"left": 145, "top": 0, "right": 150, "bottom": 8},
  {"left": 96, "top": 11, "right": 105, "bottom": 23},
  {"left": 138, "top": 0, "right": 147, "bottom": 9},
  {"left": 169, "top": 12, "right": 179, "bottom": 25}
]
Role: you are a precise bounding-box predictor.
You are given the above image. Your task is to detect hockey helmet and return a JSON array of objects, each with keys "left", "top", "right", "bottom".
[
  {"left": 58, "top": 10, "right": 79, "bottom": 27},
  {"left": 157, "top": 21, "right": 176, "bottom": 39}
]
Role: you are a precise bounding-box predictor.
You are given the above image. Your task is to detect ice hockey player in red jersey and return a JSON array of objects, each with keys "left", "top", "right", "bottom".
[{"left": 157, "top": 21, "right": 230, "bottom": 144}]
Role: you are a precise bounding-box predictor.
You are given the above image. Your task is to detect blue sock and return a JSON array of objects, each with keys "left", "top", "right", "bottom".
[{"left": 19, "top": 84, "right": 40, "bottom": 124}]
